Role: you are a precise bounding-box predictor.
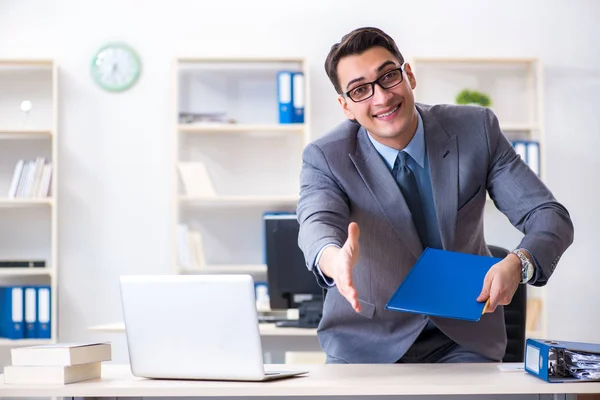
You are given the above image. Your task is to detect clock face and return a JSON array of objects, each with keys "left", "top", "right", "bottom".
[{"left": 91, "top": 43, "right": 141, "bottom": 92}]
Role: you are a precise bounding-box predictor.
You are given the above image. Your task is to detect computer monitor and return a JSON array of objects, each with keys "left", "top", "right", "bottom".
[{"left": 264, "top": 213, "right": 323, "bottom": 328}]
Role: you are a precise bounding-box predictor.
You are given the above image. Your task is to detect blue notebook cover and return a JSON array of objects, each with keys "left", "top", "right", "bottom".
[{"left": 385, "top": 248, "right": 502, "bottom": 322}]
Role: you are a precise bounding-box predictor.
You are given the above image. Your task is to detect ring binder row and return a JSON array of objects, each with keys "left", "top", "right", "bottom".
[
  {"left": 277, "top": 71, "right": 304, "bottom": 124},
  {"left": 525, "top": 338, "right": 600, "bottom": 382},
  {"left": 0, "top": 286, "right": 52, "bottom": 340}
]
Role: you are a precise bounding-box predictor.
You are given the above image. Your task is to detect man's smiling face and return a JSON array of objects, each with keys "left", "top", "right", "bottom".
[{"left": 337, "top": 46, "right": 419, "bottom": 149}]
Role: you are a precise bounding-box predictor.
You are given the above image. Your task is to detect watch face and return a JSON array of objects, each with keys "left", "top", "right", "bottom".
[
  {"left": 525, "top": 263, "right": 534, "bottom": 282},
  {"left": 91, "top": 43, "right": 141, "bottom": 92}
]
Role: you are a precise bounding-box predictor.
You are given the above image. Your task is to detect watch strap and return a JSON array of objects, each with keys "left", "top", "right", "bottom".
[{"left": 512, "top": 248, "right": 533, "bottom": 284}]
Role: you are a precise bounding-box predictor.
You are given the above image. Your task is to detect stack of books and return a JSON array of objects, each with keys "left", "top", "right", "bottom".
[{"left": 3, "top": 342, "right": 111, "bottom": 385}]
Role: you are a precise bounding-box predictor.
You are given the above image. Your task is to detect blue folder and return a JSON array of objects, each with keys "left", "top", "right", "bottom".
[
  {"left": 385, "top": 248, "right": 501, "bottom": 322},
  {"left": 525, "top": 338, "right": 600, "bottom": 382}
]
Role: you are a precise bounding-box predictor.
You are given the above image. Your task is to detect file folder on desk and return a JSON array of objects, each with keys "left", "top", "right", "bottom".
[
  {"left": 385, "top": 248, "right": 501, "bottom": 322},
  {"left": 525, "top": 338, "right": 600, "bottom": 382}
]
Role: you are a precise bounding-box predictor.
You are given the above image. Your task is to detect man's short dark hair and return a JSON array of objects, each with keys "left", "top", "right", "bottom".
[{"left": 324, "top": 27, "right": 405, "bottom": 95}]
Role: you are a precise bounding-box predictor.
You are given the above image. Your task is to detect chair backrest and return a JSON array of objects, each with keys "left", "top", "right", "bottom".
[{"left": 487, "top": 245, "right": 527, "bottom": 363}]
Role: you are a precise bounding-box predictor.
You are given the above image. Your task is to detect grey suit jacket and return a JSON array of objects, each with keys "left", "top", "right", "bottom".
[{"left": 296, "top": 103, "right": 574, "bottom": 363}]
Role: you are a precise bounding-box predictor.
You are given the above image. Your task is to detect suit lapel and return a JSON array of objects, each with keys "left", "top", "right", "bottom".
[
  {"left": 418, "top": 105, "right": 458, "bottom": 250},
  {"left": 349, "top": 126, "right": 423, "bottom": 259}
]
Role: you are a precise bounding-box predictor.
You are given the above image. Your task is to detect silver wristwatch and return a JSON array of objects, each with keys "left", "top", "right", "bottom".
[{"left": 512, "top": 249, "right": 534, "bottom": 284}]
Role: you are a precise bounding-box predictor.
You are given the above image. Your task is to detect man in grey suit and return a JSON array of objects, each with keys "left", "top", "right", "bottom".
[{"left": 296, "top": 27, "right": 574, "bottom": 364}]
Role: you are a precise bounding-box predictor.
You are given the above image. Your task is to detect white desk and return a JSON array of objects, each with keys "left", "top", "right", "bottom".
[{"left": 0, "top": 363, "right": 599, "bottom": 398}]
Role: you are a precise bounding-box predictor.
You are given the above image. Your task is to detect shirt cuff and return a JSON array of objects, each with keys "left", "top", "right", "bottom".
[{"left": 315, "top": 244, "right": 340, "bottom": 287}]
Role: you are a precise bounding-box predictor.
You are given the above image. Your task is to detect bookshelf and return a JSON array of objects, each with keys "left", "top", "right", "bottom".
[
  {"left": 173, "top": 57, "right": 310, "bottom": 283},
  {"left": 411, "top": 57, "right": 544, "bottom": 176},
  {"left": 411, "top": 57, "right": 546, "bottom": 338},
  {"left": 0, "top": 59, "right": 58, "bottom": 345}
]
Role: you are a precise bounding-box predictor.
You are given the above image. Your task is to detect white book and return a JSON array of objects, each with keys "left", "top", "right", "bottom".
[
  {"left": 8, "top": 160, "right": 24, "bottom": 198},
  {"left": 11, "top": 342, "right": 111, "bottom": 367},
  {"left": 38, "top": 163, "right": 53, "bottom": 197},
  {"left": 30, "top": 157, "right": 45, "bottom": 197},
  {"left": 16, "top": 161, "right": 32, "bottom": 198},
  {"left": 22, "top": 160, "right": 36, "bottom": 197},
  {"left": 177, "top": 224, "right": 191, "bottom": 267},
  {"left": 3, "top": 362, "right": 101, "bottom": 385},
  {"left": 189, "top": 229, "right": 207, "bottom": 268},
  {"left": 177, "top": 162, "right": 217, "bottom": 197}
]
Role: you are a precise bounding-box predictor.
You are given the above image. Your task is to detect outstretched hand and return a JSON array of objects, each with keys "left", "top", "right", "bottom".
[{"left": 320, "top": 222, "right": 361, "bottom": 312}]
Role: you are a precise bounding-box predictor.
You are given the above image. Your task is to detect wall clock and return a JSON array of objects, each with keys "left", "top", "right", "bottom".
[{"left": 91, "top": 43, "right": 141, "bottom": 92}]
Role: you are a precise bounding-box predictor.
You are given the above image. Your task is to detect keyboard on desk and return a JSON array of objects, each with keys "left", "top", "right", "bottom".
[{"left": 257, "top": 315, "right": 292, "bottom": 324}]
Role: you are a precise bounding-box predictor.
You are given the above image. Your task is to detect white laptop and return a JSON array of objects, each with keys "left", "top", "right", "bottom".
[{"left": 119, "top": 274, "right": 309, "bottom": 381}]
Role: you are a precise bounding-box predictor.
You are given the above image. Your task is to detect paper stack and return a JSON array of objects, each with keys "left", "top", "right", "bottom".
[{"left": 3, "top": 342, "right": 111, "bottom": 385}]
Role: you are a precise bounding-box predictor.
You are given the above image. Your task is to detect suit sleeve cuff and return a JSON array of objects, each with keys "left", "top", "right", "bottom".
[
  {"left": 521, "top": 247, "right": 542, "bottom": 285},
  {"left": 315, "top": 244, "right": 340, "bottom": 287}
]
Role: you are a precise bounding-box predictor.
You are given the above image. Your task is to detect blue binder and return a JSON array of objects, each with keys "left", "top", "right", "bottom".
[
  {"left": 512, "top": 140, "right": 540, "bottom": 177},
  {"left": 24, "top": 286, "right": 37, "bottom": 338},
  {"left": 385, "top": 248, "right": 501, "bottom": 322},
  {"left": 525, "top": 338, "right": 600, "bottom": 382},
  {"left": 0, "top": 286, "right": 25, "bottom": 339},
  {"left": 291, "top": 72, "right": 304, "bottom": 123},
  {"left": 36, "top": 286, "right": 51, "bottom": 339},
  {"left": 277, "top": 71, "right": 293, "bottom": 124}
]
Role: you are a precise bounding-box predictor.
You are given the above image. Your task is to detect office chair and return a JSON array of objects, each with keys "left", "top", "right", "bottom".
[{"left": 487, "top": 245, "right": 527, "bottom": 363}]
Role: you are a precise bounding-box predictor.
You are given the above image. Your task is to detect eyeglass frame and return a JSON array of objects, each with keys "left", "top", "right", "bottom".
[{"left": 342, "top": 65, "right": 405, "bottom": 103}]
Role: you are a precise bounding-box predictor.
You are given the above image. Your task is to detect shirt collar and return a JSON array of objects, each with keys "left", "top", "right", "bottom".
[{"left": 366, "top": 110, "right": 426, "bottom": 170}]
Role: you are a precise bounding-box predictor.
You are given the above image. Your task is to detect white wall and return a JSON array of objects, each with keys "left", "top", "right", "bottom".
[{"left": 0, "top": 0, "right": 598, "bottom": 365}]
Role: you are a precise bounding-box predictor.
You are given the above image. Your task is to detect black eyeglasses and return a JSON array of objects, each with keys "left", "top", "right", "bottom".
[{"left": 343, "top": 66, "right": 404, "bottom": 103}]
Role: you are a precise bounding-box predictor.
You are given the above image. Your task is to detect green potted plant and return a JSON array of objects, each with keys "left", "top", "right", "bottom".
[{"left": 455, "top": 89, "right": 492, "bottom": 107}]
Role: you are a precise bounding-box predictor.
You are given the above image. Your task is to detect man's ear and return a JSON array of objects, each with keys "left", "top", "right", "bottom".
[
  {"left": 338, "top": 95, "right": 356, "bottom": 120},
  {"left": 404, "top": 63, "right": 417, "bottom": 90}
]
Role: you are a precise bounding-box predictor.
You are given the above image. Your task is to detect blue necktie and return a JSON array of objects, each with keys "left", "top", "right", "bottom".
[{"left": 394, "top": 151, "right": 428, "bottom": 248}]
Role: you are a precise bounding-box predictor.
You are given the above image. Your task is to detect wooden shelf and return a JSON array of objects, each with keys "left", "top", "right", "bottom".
[
  {"left": 178, "top": 57, "right": 305, "bottom": 64},
  {"left": 178, "top": 123, "right": 304, "bottom": 134},
  {"left": 0, "top": 338, "right": 53, "bottom": 346},
  {"left": 0, "top": 129, "right": 53, "bottom": 139},
  {"left": 500, "top": 124, "right": 540, "bottom": 132},
  {"left": 0, "top": 59, "right": 53, "bottom": 67},
  {"left": 179, "top": 195, "right": 298, "bottom": 207},
  {"left": 178, "top": 264, "right": 267, "bottom": 275},
  {"left": 0, "top": 198, "right": 53, "bottom": 207},
  {"left": 0, "top": 268, "right": 53, "bottom": 277},
  {"left": 411, "top": 57, "right": 538, "bottom": 64}
]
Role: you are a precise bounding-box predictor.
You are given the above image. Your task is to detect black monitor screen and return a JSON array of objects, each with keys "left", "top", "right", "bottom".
[{"left": 264, "top": 214, "right": 323, "bottom": 310}]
